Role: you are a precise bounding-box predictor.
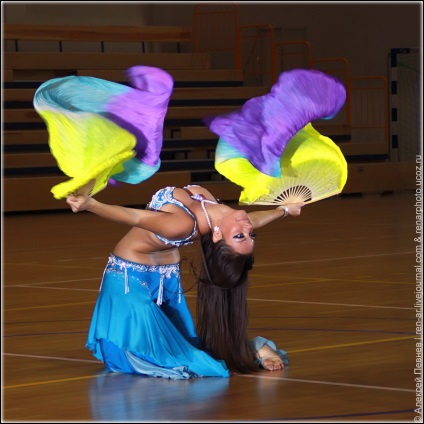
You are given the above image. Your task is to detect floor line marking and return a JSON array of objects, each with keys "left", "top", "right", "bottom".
[
  {"left": 254, "top": 251, "right": 414, "bottom": 267},
  {"left": 4, "top": 301, "right": 96, "bottom": 311},
  {"left": 249, "top": 274, "right": 414, "bottom": 285},
  {"left": 4, "top": 352, "right": 98, "bottom": 363},
  {"left": 3, "top": 261, "right": 100, "bottom": 270},
  {"left": 4, "top": 277, "right": 99, "bottom": 287},
  {"left": 236, "top": 374, "right": 414, "bottom": 393},
  {"left": 288, "top": 335, "right": 416, "bottom": 354},
  {"left": 10, "top": 285, "right": 97, "bottom": 293},
  {"left": 245, "top": 297, "right": 413, "bottom": 310}
]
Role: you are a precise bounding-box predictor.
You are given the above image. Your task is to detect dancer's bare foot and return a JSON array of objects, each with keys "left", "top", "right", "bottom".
[{"left": 257, "top": 344, "right": 284, "bottom": 371}]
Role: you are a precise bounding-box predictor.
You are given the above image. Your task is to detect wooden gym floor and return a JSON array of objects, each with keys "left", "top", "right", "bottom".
[{"left": 2, "top": 190, "right": 421, "bottom": 422}]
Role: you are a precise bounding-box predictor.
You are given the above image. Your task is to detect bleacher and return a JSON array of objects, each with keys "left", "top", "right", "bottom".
[{"left": 2, "top": 23, "right": 416, "bottom": 212}]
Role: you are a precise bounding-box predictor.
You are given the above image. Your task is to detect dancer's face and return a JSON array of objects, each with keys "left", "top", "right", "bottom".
[{"left": 213, "top": 209, "right": 255, "bottom": 254}]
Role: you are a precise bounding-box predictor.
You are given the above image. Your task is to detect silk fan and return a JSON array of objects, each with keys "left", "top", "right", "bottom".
[{"left": 206, "top": 68, "right": 348, "bottom": 205}]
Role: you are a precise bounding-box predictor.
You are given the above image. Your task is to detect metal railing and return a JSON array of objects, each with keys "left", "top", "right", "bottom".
[
  {"left": 236, "top": 24, "right": 275, "bottom": 86},
  {"left": 193, "top": 3, "right": 238, "bottom": 68},
  {"left": 350, "top": 75, "right": 389, "bottom": 145},
  {"left": 272, "top": 40, "right": 312, "bottom": 81}
]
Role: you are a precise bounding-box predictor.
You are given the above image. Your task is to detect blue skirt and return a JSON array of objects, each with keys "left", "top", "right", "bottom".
[{"left": 86, "top": 254, "right": 230, "bottom": 379}]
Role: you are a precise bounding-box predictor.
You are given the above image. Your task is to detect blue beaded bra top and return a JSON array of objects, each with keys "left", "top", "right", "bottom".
[{"left": 146, "top": 186, "right": 197, "bottom": 247}]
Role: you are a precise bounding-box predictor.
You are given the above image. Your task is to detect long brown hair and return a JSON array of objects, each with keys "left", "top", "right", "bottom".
[{"left": 195, "top": 232, "right": 259, "bottom": 374}]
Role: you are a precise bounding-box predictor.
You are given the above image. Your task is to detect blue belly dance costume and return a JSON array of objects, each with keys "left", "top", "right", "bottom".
[{"left": 86, "top": 186, "right": 230, "bottom": 379}]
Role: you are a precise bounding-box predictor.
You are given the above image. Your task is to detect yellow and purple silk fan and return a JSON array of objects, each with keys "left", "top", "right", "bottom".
[
  {"left": 206, "top": 69, "right": 348, "bottom": 205},
  {"left": 33, "top": 66, "right": 173, "bottom": 199}
]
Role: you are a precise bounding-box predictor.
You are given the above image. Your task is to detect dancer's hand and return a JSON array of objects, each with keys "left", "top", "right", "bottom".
[
  {"left": 66, "top": 180, "right": 96, "bottom": 213},
  {"left": 66, "top": 193, "right": 94, "bottom": 213},
  {"left": 277, "top": 202, "right": 305, "bottom": 217},
  {"left": 288, "top": 202, "right": 305, "bottom": 216}
]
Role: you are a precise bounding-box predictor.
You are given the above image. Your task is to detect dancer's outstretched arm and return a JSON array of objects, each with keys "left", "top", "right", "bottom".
[
  {"left": 247, "top": 203, "right": 304, "bottom": 229},
  {"left": 66, "top": 190, "right": 195, "bottom": 241}
]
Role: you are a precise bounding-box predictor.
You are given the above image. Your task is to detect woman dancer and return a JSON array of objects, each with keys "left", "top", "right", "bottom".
[{"left": 67, "top": 183, "right": 304, "bottom": 379}]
